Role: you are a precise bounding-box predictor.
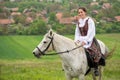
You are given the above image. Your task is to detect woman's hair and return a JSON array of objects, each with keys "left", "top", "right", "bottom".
[{"left": 78, "top": 7, "right": 87, "bottom": 13}]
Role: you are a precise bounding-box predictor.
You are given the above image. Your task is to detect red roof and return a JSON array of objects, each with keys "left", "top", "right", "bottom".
[
  {"left": 56, "top": 12, "right": 63, "bottom": 20},
  {"left": 25, "top": 17, "right": 33, "bottom": 23},
  {"left": 11, "top": 12, "right": 21, "bottom": 16},
  {"left": 11, "top": 7, "right": 19, "bottom": 12},
  {"left": 114, "top": 16, "right": 120, "bottom": 22},
  {"left": 90, "top": 2, "right": 99, "bottom": 6},
  {"left": 102, "top": 3, "right": 111, "bottom": 9},
  {"left": 0, "top": 19, "right": 14, "bottom": 25},
  {"left": 59, "top": 17, "right": 74, "bottom": 24}
]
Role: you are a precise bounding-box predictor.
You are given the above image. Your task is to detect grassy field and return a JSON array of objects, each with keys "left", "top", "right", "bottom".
[{"left": 0, "top": 34, "right": 120, "bottom": 80}]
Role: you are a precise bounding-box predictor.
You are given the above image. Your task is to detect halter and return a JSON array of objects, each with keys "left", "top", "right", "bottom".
[{"left": 36, "top": 34, "right": 83, "bottom": 56}]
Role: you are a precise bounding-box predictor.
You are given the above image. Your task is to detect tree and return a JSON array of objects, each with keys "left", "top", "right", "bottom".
[{"left": 28, "top": 18, "right": 48, "bottom": 35}]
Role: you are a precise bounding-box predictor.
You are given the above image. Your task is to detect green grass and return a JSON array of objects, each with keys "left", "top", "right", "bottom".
[
  {"left": 0, "top": 34, "right": 120, "bottom": 80},
  {"left": 0, "top": 35, "right": 42, "bottom": 60}
]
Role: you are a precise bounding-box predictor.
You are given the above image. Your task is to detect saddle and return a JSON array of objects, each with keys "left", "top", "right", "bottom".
[
  {"left": 85, "top": 49, "right": 105, "bottom": 67},
  {"left": 85, "top": 49, "right": 105, "bottom": 75}
]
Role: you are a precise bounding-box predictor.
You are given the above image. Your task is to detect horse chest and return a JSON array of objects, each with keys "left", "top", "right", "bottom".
[
  {"left": 64, "top": 64, "right": 85, "bottom": 77},
  {"left": 63, "top": 59, "right": 87, "bottom": 77}
]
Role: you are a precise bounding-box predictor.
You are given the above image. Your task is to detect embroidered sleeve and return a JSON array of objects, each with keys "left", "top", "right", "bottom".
[
  {"left": 86, "top": 18, "right": 95, "bottom": 42},
  {"left": 74, "top": 26, "right": 81, "bottom": 42}
]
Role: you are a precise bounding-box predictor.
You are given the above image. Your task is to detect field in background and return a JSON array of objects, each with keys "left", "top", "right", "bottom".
[{"left": 0, "top": 34, "right": 120, "bottom": 80}]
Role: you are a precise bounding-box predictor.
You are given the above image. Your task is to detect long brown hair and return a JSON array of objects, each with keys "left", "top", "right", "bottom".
[{"left": 78, "top": 7, "right": 87, "bottom": 13}]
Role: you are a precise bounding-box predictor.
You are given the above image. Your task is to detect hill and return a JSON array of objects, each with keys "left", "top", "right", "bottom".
[{"left": 0, "top": 0, "right": 120, "bottom": 35}]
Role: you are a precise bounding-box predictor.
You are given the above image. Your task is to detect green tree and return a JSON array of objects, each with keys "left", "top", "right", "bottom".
[
  {"left": 28, "top": 19, "right": 48, "bottom": 35},
  {"left": 49, "top": 12, "right": 56, "bottom": 23}
]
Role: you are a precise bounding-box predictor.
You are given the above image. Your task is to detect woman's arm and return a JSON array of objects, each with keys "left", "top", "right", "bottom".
[{"left": 74, "top": 26, "right": 81, "bottom": 42}]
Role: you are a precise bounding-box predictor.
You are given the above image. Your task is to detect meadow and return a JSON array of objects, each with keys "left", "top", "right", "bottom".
[{"left": 0, "top": 34, "right": 120, "bottom": 80}]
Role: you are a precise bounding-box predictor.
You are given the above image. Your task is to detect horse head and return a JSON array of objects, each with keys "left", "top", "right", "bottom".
[{"left": 32, "top": 29, "right": 54, "bottom": 58}]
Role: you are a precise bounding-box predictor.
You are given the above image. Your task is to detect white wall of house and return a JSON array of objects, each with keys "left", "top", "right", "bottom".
[
  {"left": 10, "top": 0, "right": 15, "bottom": 2},
  {"left": 0, "top": 0, "right": 4, "bottom": 2},
  {"left": 93, "top": 0, "right": 96, "bottom": 1},
  {"left": 10, "top": 0, "right": 21, "bottom": 2}
]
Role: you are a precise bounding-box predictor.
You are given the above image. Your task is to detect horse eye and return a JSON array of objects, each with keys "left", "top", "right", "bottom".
[{"left": 43, "top": 41, "right": 47, "bottom": 44}]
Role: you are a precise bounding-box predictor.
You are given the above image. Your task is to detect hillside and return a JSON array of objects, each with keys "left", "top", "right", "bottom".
[
  {"left": 0, "top": 0, "right": 120, "bottom": 35},
  {"left": 0, "top": 33, "right": 120, "bottom": 60}
]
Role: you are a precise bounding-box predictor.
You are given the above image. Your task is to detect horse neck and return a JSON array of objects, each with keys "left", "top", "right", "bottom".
[
  {"left": 53, "top": 33, "right": 86, "bottom": 65},
  {"left": 53, "top": 34, "right": 84, "bottom": 60},
  {"left": 53, "top": 33, "right": 75, "bottom": 51}
]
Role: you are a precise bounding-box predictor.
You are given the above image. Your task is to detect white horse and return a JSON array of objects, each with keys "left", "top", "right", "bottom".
[{"left": 33, "top": 30, "right": 110, "bottom": 80}]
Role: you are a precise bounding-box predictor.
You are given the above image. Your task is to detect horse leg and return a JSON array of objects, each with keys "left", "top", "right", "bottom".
[
  {"left": 91, "top": 66, "right": 103, "bottom": 80},
  {"left": 98, "top": 66, "right": 102, "bottom": 80},
  {"left": 78, "top": 74, "right": 85, "bottom": 80},
  {"left": 91, "top": 68, "right": 97, "bottom": 80},
  {"left": 65, "top": 73, "right": 72, "bottom": 80}
]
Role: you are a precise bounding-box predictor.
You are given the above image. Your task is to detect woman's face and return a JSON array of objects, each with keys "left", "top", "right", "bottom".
[{"left": 78, "top": 9, "right": 86, "bottom": 19}]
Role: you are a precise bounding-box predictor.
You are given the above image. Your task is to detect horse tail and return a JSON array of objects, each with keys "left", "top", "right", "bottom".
[{"left": 104, "top": 44, "right": 117, "bottom": 59}]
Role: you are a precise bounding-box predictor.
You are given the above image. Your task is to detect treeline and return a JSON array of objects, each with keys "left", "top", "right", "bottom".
[
  {"left": 1, "top": 13, "right": 119, "bottom": 35},
  {"left": 0, "top": 0, "right": 120, "bottom": 35}
]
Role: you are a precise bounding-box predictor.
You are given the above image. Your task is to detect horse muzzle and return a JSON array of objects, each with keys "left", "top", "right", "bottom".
[{"left": 33, "top": 52, "right": 41, "bottom": 58}]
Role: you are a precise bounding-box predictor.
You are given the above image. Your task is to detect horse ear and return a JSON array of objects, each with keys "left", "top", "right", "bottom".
[
  {"left": 50, "top": 30, "right": 52, "bottom": 36},
  {"left": 49, "top": 28, "right": 53, "bottom": 36}
]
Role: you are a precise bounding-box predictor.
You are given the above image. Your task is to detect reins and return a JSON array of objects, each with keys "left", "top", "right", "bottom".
[
  {"left": 44, "top": 45, "right": 83, "bottom": 55},
  {"left": 36, "top": 34, "right": 83, "bottom": 56}
]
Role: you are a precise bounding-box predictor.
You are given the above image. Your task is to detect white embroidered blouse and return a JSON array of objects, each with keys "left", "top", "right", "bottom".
[{"left": 74, "top": 17, "right": 95, "bottom": 48}]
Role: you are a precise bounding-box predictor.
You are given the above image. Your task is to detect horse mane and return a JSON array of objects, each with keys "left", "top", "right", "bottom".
[
  {"left": 46, "top": 30, "right": 74, "bottom": 43},
  {"left": 45, "top": 30, "right": 84, "bottom": 53},
  {"left": 55, "top": 33, "right": 74, "bottom": 42}
]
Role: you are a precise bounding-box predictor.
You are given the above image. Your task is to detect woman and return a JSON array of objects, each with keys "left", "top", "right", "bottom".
[{"left": 74, "top": 7, "right": 104, "bottom": 76}]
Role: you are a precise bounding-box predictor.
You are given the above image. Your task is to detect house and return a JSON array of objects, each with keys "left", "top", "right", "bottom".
[
  {"left": 11, "top": 7, "right": 19, "bottom": 12},
  {"left": 10, "top": 0, "right": 21, "bottom": 2},
  {"left": 39, "top": 0, "right": 43, "bottom": 2},
  {"left": 59, "top": 17, "right": 74, "bottom": 24},
  {"left": 25, "top": 17, "right": 33, "bottom": 24},
  {"left": 10, "top": 7, "right": 21, "bottom": 16},
  {"left": 102, "top": 17, "right": 114, "bottom": 22},
  {"left": 36, "top": 13, "right": 42, "bottom": 17},
  {"left": 92, "top": 10, "right": 99, "bottom": 15},
  {"left": 102, "top": 3, "right": 111, "bottom": 9},
  {"left": 56, "top": 12, "right": 63, "bottom": 20},
  {"left": 90, "top": 2, "right": 99, "bottom": 6},
  {"left": 0, "top": 19, "right": 14, "bottom": 26},
  {"left": 114, "top": 16, "right": 120, "bottom": 22},
  {"left": 56, "top": 12, "right": 75, "bottom": 24},
  {"left": 0, "top": 0, "right": 4, "bottom": 2},
  {"left": 11, "top": 12, "right": 21, "bottom": 16},
  {"left": 53, "top": 0, "right": 62, "bottom": 3},
  {"left": 40, "top": 10, "right": 47, "bottom": 17},
  {"left": 71, "top": 9, "right": 77, "bottom": 13},
  {"left": 23, "top": 8, "right": 30, "bottom": 13},
  {"left": 0, "top": 13, "right": 7, "bottom": 18},
  {"left": 46, "top": 0, "right": 62, "bottom": 2}
]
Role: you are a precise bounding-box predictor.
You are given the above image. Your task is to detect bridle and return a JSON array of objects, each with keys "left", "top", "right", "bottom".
[
  {"left": 36, "top": 35, "right": 54, "bottom": 55},
  {"left": 36, "top": 34, "right": 83, "bottom": 56}
]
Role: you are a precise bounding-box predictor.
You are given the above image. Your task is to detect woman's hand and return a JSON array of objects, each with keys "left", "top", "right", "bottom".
[
  {"left": 81, "top": 41, "right": 86, "bottom": 46},
  {"left": 75, "top": 40, "right": 86, "bottom": 46},
  {"left": 73, "top": 16, "right": 81, "bottom": 22},
  {"left": 75, "top": 40, "right": 80, "bottom": 45},
  {"left": 76, "top": 40, "right": 80, "bottom": 43},
  {"left": 75, "top": 16, "right": 81, "bottom": 21}
]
